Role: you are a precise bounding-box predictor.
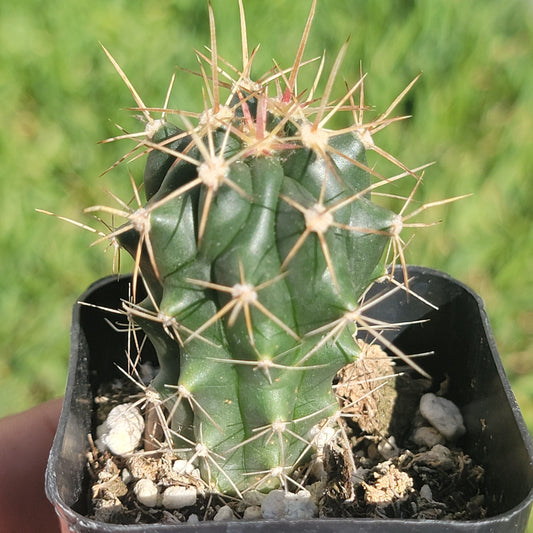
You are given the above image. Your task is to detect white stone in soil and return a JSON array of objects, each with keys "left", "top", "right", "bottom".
[
  {"left": 286, "top": 490, "right": 318, "bottom": 519},
  {"left": 187, "top": 514, "right": 199, "bottom": 523},
  {"left": 243, "top": 505, "right": 262, "bottom": 520},
  {"left": 134, "top": 478, "right": 159, "bottom": 507},
  {"left": 96, "top": 403, "right": 144, "bottom": 456},
  {"left": 162, "top": 485, "right": 197, "bottom": 509},
  {"left": 412, "top": 426, "right": 446, "bottom": 448},
  {"left": 243, "top": 490, "right": 266, "bottom": 507},
  {"left": 261, "top": 490, "right": 285, "bottom": 519},
  {"left": 213, "top": 505, "right": 234, "bottom": 521},
  {"left": 172, "top": 459, "right": 195, "bottom": 475},
  {"left": 378, "top": 436, "right": 399, "bottom": 459},
  {"left": 423, "top": 444, "right": 456, "bottom": 470},
  {"left": 121, "top": 468, "right": 134, "bottom": 485},
  {"left": 420, "top": 483, "right": 434, "bottom": 501},
  {"left": 261, "top": 489, "right": 317, "bottom": 520},
  {"left": 419, "top": 393, "right": 466, "bottom": 441}
]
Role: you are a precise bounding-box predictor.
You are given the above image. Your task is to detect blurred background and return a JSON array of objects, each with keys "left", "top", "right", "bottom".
[{"left": 1, "top": 0, "right": 531, "bottom": 445}]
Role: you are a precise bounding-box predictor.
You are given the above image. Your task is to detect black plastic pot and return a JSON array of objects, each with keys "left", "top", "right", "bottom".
[{"left": 46, "top": 266, "right": 533, "bottom": 532}]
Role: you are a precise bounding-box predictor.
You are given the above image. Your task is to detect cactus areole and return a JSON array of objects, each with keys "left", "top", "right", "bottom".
[{"left": 89, "top": 1, "right": 446, "bottom": 496}]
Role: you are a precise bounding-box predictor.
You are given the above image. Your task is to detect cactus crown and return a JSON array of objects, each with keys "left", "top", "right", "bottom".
[{"left": 74, "top": 0, "right": 460, "bottom": 496}]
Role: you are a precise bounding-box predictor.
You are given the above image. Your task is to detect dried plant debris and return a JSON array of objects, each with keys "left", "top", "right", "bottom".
[
  {"left": 87, "top": 342, "right": 487, "bottom": 524},
  {"left": 335, "top": 339, "right": 432, "bottom": 438},
  {"left": 322, "top": 442, "right": 486, "bottom": 520}
]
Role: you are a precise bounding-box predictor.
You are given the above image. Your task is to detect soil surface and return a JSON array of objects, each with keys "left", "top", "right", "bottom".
[{"left": 87, "top": 341, "right": 487, "bottom": 524}]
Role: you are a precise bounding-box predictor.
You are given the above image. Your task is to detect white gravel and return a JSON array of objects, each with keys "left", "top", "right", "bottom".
[
  {"left": 261, "top": 489, "right": 317, "bottom": 520},
  {"left": 412, "top": 426, "right": 446, "bottom": 448},
  {"left": 162, "top": 485, "right": 197, "bottom": 510},
  {"left": 133, "top": 478, "right": 159, "bottom": 507},
  {"left": 213, "top": 505, "right": 234, "bottom": 521},
  {"left": 419, "top": 393, "right": 466, "bottom": 441},
  {"left": 96, "top": 403, "right": 144, "bottom": 456}
]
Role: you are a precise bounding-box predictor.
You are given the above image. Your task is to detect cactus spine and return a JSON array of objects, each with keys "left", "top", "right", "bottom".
[{"left": 86, "top": 1, "right": 456, "bottom": 496}]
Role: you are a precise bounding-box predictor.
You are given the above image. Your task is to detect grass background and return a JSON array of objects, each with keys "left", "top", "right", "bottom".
[{"left": 0, "top": 0, "right": 532, "bottom": 525}]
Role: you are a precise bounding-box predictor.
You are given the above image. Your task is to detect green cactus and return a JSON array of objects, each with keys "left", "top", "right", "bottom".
[{"left": 84, "top": 1, "right": 457, "bottom": 496}]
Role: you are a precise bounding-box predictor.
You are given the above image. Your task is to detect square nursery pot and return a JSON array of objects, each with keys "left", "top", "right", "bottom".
[{"left": 46, "top": 266, "right": 533, "bottom": 532}]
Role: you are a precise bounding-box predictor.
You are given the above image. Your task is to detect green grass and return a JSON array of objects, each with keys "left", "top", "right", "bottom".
[{"left": 1, "top": 0, "right": 532, "bottom": 526}]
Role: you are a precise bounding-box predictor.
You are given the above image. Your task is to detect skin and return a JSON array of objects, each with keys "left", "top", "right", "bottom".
[{"left": 0, "top": 398, "right": 63, "bottom": 533}]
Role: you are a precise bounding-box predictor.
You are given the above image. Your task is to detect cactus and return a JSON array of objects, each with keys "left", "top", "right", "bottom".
[{"left": 81, "top": 1, "right": 460, "bottom": 496}]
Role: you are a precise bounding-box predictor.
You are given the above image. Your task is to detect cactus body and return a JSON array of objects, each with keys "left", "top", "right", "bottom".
[
  {"left": 117, "top": 121, "right": 398, "bottom": 493},
  {"left": 91, "top": 2, "right": 440, "bottom": 495}
]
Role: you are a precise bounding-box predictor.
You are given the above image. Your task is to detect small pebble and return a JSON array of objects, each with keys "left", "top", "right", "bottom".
[
  {"left": 243, "top": 505, "right": 262, "bottom": 520},
  {"left": 213, "top": 505, "right": 234, "bottom": 521},
  {"left": 420, "top": 483, "right": 433, "bottom": 501},
  {"left": 261, "top": 489, "right": 317, "bottom": 520},
  {"left": 412, "top": 426, "right": 446, "bottom": 448},
  {"left": 419, "top": 393, "right": 466, "bottom": 440},
  {"left": 172, "top": 460, "right": 195, "bottom": 475},
  {"left": 134, "top": 478, "right": 159, "bottom": 507},
  {"left": 162, "top": 485, "right": 197, "bottom": 510},
  {"left": 121, "top": 468, "right": 134, "bottom": 485},
  {"left": 285, "top": 490, "right": 317, "bottom": 519},
  {"left": 421, "top": 444, "right": 456, "bottom": 471},
  {"left": 378, "top": 436, "right": 399, "bottom": 459},
  {"left": 96, "top": 403, "right": 144, "bottom": 456},
  {"left": 261, "top": 490, "right": 286, "bottom": 519},
  {"left": 243, "top": 490, "right": 265, "bottom": 507}
]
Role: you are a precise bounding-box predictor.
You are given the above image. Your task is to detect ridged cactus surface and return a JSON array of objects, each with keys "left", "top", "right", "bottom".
[{"left": 81, "top": 1, "right": 456, "bottom": 495}]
